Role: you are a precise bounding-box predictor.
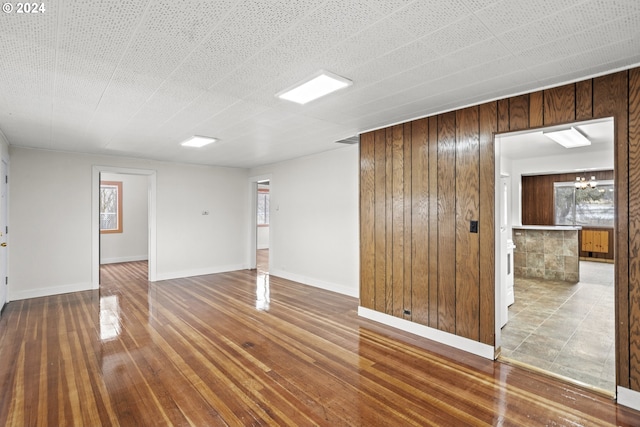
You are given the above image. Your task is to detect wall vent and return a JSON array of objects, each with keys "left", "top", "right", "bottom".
[{"left": 335, "top": 135, "right": 359, "bottom": 145}]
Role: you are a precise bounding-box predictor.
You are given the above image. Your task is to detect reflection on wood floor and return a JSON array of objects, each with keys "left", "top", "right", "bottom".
[
  {"left": 257, "top": 248, "right": 268, "bottom": 273},
  {"left": 1, "top": 261, "right": 639, "bottom": 426}
]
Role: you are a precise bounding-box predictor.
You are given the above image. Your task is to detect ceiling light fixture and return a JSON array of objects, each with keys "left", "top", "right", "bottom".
[
  {"left": 543, "top": 127, "right": 591, "bottom": 148},
  {"left": 180, "top": 135, "right": 217, "bottom": 148},
  {"left": 575, "top": 175, "right": 598, "bottom": 189},
  {"left": 276, "top": 70, "right": 352, "bottom": 105}
]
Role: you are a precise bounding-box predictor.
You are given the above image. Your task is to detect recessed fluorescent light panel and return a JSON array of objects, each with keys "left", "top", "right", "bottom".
[
  {"left": 543, "top": 127, "right": 591, "bottom": 148},
  {"left": 180, "top": 135, "right": 217, "bottom": 148},
  {"left": 277, "top": 70, "right": 352, "bottom": 105}
]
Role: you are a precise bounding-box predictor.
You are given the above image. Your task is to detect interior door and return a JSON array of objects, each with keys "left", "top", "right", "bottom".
[
  {"left": 0, "top": 160, "right": 7, "bottom": 312},
  {"left": 499, "top": 175, "right": 512, "bottom": 327}
]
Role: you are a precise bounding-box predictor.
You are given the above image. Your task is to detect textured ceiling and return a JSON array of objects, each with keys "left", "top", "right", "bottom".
[{"left": 0, "top": 0, "right": 639, "bottom": 168}]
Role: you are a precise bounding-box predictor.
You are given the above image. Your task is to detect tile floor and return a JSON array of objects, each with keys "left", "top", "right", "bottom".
[{"left": 500, "top": 261, "right": 615, "bottom": 393}]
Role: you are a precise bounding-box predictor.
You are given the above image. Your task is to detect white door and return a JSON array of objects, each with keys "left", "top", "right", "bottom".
[
  {"left": 0, "top": 160, "right": 7, "bottom": 311},
  {"left": 499, "top": 175, "right": 512, "bottom": 327}
]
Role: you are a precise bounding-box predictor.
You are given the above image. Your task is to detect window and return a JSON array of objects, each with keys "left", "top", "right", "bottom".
[
  {"left": 554, "top": 180, "right": 614, "bottom": 227},
  {"left": 100, "top": 181, "right": 122, "bottom": 233},
  {"left": 257, "top": 188, "right": 269, "bottom": 226}
]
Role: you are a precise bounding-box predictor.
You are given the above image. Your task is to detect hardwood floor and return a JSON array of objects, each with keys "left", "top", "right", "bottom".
[
  {"left": 1, "top": 262, "right": 640, "bottom": 426},
  {"left": 256, "top": 248, "right": 268, "bottom": 273}
]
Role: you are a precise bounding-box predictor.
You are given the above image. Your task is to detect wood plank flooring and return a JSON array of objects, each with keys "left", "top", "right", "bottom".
[{"left": 1, "top": 262, "right": 640, "bottom": 426}]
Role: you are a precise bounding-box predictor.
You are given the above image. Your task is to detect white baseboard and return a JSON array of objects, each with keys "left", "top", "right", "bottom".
[
  {"left": 617, "top": 386, "right": 640, "bottom": 411},
  {"left": 358, "top": 306, "right": 495, "bottom": 360},
  {"left": 100, "top": 255, "right": 148, "bottom": 264},
  {"left": 9, "top": 282, "right": 94, "bottom": 301},
  {"left": 155, "top": 264, "right": 247, "bottom": 281},
  {"left": 269, "top": 269, "right": 358, "bottom": 297}
]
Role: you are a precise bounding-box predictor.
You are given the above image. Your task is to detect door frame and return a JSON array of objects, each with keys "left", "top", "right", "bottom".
[
  {"left": 493, "top": 118, "right": 616, "bottom": 393},
  {"left": 0, "top": 159, "right": 7, "bottom": 312},
  {"left": 91, "top": 165, "right": 157, "bottom": 287},
  {"left": 248, "top": 174, "right": 272, "bottom": 269}
]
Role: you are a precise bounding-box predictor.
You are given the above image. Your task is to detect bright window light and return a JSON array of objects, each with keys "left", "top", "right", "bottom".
[
  {"left": 277, "top": 70, "right": 352, "bottom": 105},
  {"left": 180, "top": 135, "right": 217, "bottom": 148},
  {"left": 543, "top": 127, "right": 591, "bottom": 148}
]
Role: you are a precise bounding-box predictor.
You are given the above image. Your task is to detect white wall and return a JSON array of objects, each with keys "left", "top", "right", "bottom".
[
  {"left": 100, "top": 172, "right": 149, "bottom": 264},
  {"left": 9, "top": 147, "right": 249, "bottom": 300},
  {"left": 250, "top": 145, "right": 359, "bottom": 297}
]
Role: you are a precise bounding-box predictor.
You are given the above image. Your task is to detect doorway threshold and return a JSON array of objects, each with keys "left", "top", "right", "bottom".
[{"left": 498, "top": 355, "right": 615, "bottom": 399}]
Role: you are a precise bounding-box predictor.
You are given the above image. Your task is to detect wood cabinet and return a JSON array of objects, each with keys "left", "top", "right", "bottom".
[
  {"left": 579, "top": 228, "right": 613, "bottom": 260},
  {"left": 581, "top": 229, "right": 609, "bottom": 253}
]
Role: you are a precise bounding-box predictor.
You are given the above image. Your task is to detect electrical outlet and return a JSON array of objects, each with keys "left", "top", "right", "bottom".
[{"left": 470, "top": 220, "right": 478, "bottom": 233}]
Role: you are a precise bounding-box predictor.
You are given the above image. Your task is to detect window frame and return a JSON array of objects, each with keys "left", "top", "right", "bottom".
[
  {"left": 553, "top": 179, "right": 614, "bottom": 227},
  {"left": 100, "top": 181, "right": 123, "bottom": 234},
  {"left": 257, "top": 188, "right": 269, "bottom": 227}
]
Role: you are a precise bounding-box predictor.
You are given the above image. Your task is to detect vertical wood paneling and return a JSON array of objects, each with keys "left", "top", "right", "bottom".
[
  {"left": 593, "top": 71, "right": 630, "bottom": 388},
  {"left": 392, "top": 125, "right": 405, "bottom": 318},
  {"left": 359, "top": 132, "right": 375, "bottom": 309},
  {"left": 437, "top": 112, "right": 457, "bottom": 334},
  {"left": 411, "top": 118, "right": 429, "bottom": 326},
  {"left": 385, "top": 129, "right": 394, "bottom": 314},
  {"left": 529, "top": 91, "right": 543, "bottom": 128},
  {"left": 521, "top": 175, "right": 554, "bottom": 226},
  {"left": 543, "top": 83, "right": 576, "bottom": 125},
  {"left": 359, "top": 66, "right": 640, "bottom": 393},
  {"left": 497, "top": 99, "right": 509, "bottom": 132},
  {"left": 403, "top": 123, "right": 413, "bottom": 320},
  {"left": 374, "top": 129, "right": 387, "bottom": 313},
  {"left": 479, "top": 102, "right": 497, "bottom": 345},
  {"left": 576, "top": 80, "right": 593, "bottom": 121},
  {"left": 455, "top": 107, "right": 480, "bottom": 340},
  {"left": 631, "top": 68, "right": 640, "bottom": 390},
  {"left": 508, "top": 95, "right": 529, "bottom": 131},
  {"left": 428, "top": 116, "right": 439, "bottom": 328}
]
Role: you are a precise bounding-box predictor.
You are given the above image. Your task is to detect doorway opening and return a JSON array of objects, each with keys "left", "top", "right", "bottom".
[
  {"left": 495, "top": 117, "right": 615, "bottom": 395},
  {"left": 248, "top": 174, "right": 272, "bottom": 272},
  {"left": 99, "top": 172, "right": 150, "bottom": 284},
  {"left": 256, "top": 180, "right": 270, "bottom": 274},
  {"left": 91, "top": 166, "right": 157, "bottom": 287}
]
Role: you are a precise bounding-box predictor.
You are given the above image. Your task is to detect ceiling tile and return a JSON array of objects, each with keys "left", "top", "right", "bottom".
[
  {"left": 1, "top": 0, "right": 638, "bottom": 168},
  {"left": 387, "top": 0, "right": 471, "bottom": 38},
  {"left": 473, "top": 0, "right": 584, "bottom": 33}
]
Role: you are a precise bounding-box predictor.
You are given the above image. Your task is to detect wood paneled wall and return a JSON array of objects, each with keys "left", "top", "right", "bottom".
[
  {"left": 360, "top": 67, "right": 640, "bottom": 391},
  {"left": 360, "top": 106, "right": 495, "bottom": 344},
  {"left": 521, "top": 170, "right": 614, "bottom": 226}
]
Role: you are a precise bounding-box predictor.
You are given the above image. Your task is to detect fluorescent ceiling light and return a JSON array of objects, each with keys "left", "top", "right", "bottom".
[
  {"left": 276, "top": 70, "right": 352, "bottom": 105},
  {"left": 180, "top": 135, "right": 217, "bottom": 148},
  {"left": 543, "top": 127, "right": 591, "bottom": 148}
]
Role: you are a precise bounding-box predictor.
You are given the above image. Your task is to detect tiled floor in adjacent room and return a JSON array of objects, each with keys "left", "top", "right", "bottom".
[{"left": 500, "top": 261, "right": 615, "bottom": 393}]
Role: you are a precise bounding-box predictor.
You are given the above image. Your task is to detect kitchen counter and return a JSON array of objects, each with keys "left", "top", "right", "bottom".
[
  {"left": 512, "top": 226, "right": 579, "bottom": 282},
  {"left": 513, "top": 225, "right": 582, "bottom": 231}
]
